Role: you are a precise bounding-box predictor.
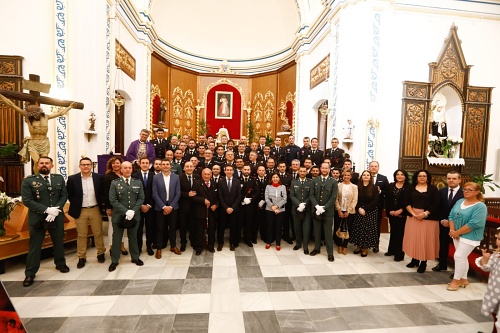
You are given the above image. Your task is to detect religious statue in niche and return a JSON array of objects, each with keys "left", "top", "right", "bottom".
[
  {"left": 159, "top": 97, "right": 167, "bottom": 122},
  {"left": 343, "top": 119, "right": 354, "bottom": 140},
  {"left": 88, "top": 112, "right": 96, "bottom": 131},
  {"left": 215, "top": 91, "right": 232, "bottom": 119},
  {"left": 0, "top": 93, "right": 76, "bottom": 172},
  {"left": 278, "top": 101, "right": 291, "bottom": 132},
  {"left": 430, "top": 93, "right": 448, "bottom": 138}
]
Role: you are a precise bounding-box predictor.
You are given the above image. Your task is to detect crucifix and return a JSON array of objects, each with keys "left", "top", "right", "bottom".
[{"left": 0, "top": 74, "right": 84, "bottom": 173}]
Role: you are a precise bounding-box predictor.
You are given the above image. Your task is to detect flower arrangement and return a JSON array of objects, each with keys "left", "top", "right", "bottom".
[
  {"left": 428, "top": 134, "right": 439, "bottom": 144},
  {"left": 0, "top": 192, "right": 22, "bottom": 237},
  {"left": 441, "top": 136, "right": 463, "bottom": 158}
]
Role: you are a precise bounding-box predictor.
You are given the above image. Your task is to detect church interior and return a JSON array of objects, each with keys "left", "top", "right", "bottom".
[{"left": 0, "top": 0, "right": 500, "bottom": 332}]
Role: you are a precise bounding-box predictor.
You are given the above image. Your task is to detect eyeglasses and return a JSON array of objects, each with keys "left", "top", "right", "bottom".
[{"left": 463, "top": 189, "right": 477, "bottom": 192}]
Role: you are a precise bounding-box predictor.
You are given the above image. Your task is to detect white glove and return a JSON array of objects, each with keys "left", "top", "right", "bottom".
[
  {"left": 244, "top": 198, "right": 251, "bottom": 205},
  {"left": 297, "top": 206, "right": 304, "bottom": 212},
  {"left": 125, "top": 210, "right": 135, "bottom": 220},
  {"left": 315, "top": 205, "right": 325, "bottom": 215},
  {"left": 319, "top": 206, "right": 326, "bottom": 214},
  {"left": 298, "top": 203, "right": 306, "bottom": 211},
  {"left": 45, "top": 214, "right": 56, "bottom": 222},
  {"left": 46, "top": 207, "right": 62, "bottom": 216},
  {"left": 258, "top": 200, "right": 265, "bottom": 208}
]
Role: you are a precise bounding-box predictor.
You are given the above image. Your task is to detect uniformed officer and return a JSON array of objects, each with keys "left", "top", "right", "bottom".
[
  {"left": 310, "top": 162, "right": 338, "bottom": 262},
  {"left": 108, "top": 161, "right": 145, "bottom": 271},
  {"left": 21, "top": 156, "right": 69, "bottom": 287},
  {"left": 290, "top": 166, "right": 313, "bottom": 255}
]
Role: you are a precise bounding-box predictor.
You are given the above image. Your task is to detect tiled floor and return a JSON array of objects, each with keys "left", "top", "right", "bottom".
[{"left": 1, "top": 234, "right": 493, "bottom": 332}]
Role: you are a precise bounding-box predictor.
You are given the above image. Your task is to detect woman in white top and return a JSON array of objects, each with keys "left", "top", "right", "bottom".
[
  {"left": 334, "top": 169, "right": 358, "bottom": 255},
  {"left": 264, "top": 173, "right": 287, "bottom": 251}
]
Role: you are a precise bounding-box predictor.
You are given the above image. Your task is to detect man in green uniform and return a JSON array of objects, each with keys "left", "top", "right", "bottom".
[
  {"left": 290, "top": 166, "right": 313, "bottom": 255},
  {"left": 310, "top": 162, "right": 338, "bottom": 262},
  {"left": 108, "top": 161, "right": 145, "bottom": 271},
  {"left": 21, "top": 156, "right": 69, "bottom": 287}
]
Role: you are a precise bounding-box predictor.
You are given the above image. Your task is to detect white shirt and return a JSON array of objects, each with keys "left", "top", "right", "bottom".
[
  {"left": 162, "top": 173, "right": 171, "bottom": 202},
  {"left": 81, "top": 173, "right": 97, "bottom": 207}
]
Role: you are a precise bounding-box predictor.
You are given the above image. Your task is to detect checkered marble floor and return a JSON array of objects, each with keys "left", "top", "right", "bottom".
[{"left": 1, "top": 234, "right": 493, "bottom": 333}]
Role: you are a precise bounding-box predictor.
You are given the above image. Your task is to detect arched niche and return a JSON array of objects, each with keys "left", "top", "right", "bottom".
[{"left": 150, "top": 84, "right": 167, "bottom": 138}]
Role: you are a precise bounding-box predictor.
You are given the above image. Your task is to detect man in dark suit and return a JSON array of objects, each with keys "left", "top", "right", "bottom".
[
  {"left": 290, "top": 166, "right": 313, "bottom": 254},
  {"left": 21, "top": 157, "right": 69, "bottom": 287},
  {"left": 152, "top": 159, "right": 181, "bottom": 258},
  {"left": 67, "top": 157, "right": 105, "bottom": 268},
  {"left": 108, "top": 161, "right": 145, "bottom": 272},
  {"left": 278, "top": 162, "right": 294, "bottom": 244},
  {"left": 178, "top": 161, "right": 200, "bottom": 252},
  {"left": 309, "top": 138, "right": 324, "bottom": 166},
  {"left": 324, "top": 138, "right": 345, "bottom": 169},
  {"left": 217, "top": 165, "right": 241, "bottom": 251},
  {"left": 433, "top": 171, "right": 464, "bottom": 271},
  {"left": 150, "top": 128, "right": 168, "bottom": 159},
  {"left": 298, "top": 137, "right": 312, "bottom": 165},
  {"left": 132, "top": 157, "right": 156, "bottom": 256},
  {"left": 310, "top": 163, "right": 338, "bottom": 262},
  {"left": 369, "top": 161, "right": 389, "bottom": 253},
  {"left": 191, "top": 168, "right": 219, "bottom": 255},
  {"left": 271, "top": 137, "right": 285, "bottom": 164},
  {"left": 284, "top": 135, "right": 300, "bottom": 166},
  {"left": 239, "top": 165, "right": 260, "bottom": 247},
  {"left": 255, "top": 166, "right": 268, "bottom": 242}
]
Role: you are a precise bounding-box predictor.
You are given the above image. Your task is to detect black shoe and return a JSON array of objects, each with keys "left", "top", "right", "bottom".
[
  {"left": 251, "top": 240, "right": 257, "bottom": 244},
  {"left": 431, "top": 264, "right": 447, "bottom": 272},
  {"left": 97, "top": 254, "right": 105, "bottom": 263},
  {"left": 217, "top": 244, "right": 223, "bottom": 251},
  {"left": 328, "top": 255, "right": 334, "bottom": 262},
  {"left": 56, "top": 265, "right": 70, "bottom": 273},
  {"left": 132, "top": 259, "right": 144, "bottom": 266},
  {"left": 121, "top": 249, "right": 129, "bottom": 255},
  {"left": 195, "top": 250, "right": 202, "bottom": 256},
  {"left": 245, "top": 241, "right": 253, "bottom": 248},
  {"left": 406, "top": 259, "right": 420, "bottom": 268},
  {"left": 147, "top": 248, "right": 154, "bottom": 256},
  {"left": 207, "top": 248, "right": 215, "bottom": 253},
  {"left": 23, "top": 276, "right": 34, "bottom": 287},
  {"left": 394, "top": 257, "right": 404, "bottom": 262},
  {"left": 310, "top": 249, "right": 320, "bottom": 256},
  {"left": 304, "top": 249, "right": 309, "bottom": 255},
  {"left": 108, "top": 262, "right": 118, "bottom": 272},
  {"left": 230, "top": 245, "right": 235, "bottom": 251},
  {"left": 373, "top": 247, "right": 379, "bottom": 253},
  {"left": 180, "top": 244, "right": 186, "bottom": 252},
  {"left": 384, "top": 252, "right": 393, "bottom": 256},
  {"left": 417, "top": 261, "right": 427, "bottom": 273},
  {"left": 285, "top": 238, "right": 293, "bottom": 245},
  {"left": 293, "top": 245, "right": 301, "bottom": 251},
  {"left": 353, "top": 248, "right": 362, "bottom": 254},
  {"left": 234, "top": 243, "right": 239, "bottom": 248},
  {"left": 77, "top": 258, "right": 86, "bottom": 269}
]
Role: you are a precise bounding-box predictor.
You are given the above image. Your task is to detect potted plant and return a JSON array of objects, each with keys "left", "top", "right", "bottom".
[{"left": 471, "top": 173, "right": 500, "bottom": 194}]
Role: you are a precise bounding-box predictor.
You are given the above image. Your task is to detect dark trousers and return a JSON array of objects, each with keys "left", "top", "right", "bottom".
[
  {"left": 313, "top": 215, "right": 334, "bottom": 255},
  {"left": 240, "top": 205, "right": 255, "bottom": 243},
  {"left": 195, "top": 212, "right": 216, "bottom": 251},
  {"left": 281, "top": 201, "right": 292, "bottom": 240},
  {"left": 334, "top": 213, "right": 355, "bottom": 248},
  {"left": 293, "top": 211, "right": 311, "bottom": 250},
  {"left": 155, "top": 210, "right": 178, "bottom": 248},
  {"left": 224, "top": 211, "right": 240, "bottom": 246},
  {"left": 437, "top": 222, "right": 451, "bottom": 267},
  {"left": 256, "top": 208, "right": 267, "bottom": 242},
  {"left": 179, "top": 208, "right": 194, "bottom": 247},
  {"left": 216, "top": 208, "right": 225, "bottom": 245},
  {"left": 137, "top": 210, "right": 155, "bottom": 252},
  {"left": 111, "top": 218, "right": 140, "bottom": 263},
  {"left": 266, "top": 210, "right": 284, "bottom": 245},
  {"left": 25, "top": 218, "right": 66, "bottom": 277},
  {"left": 387, "top": 215, "right": 406, "bottom": 259}
]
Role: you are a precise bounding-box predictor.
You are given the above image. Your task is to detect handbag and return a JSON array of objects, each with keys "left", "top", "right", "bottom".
[
  {"left": 116, "top": 214, "right": 137, "bottom": 229},
  {"left": 336, "top": 217, "right": 349, "bottom": 239}
]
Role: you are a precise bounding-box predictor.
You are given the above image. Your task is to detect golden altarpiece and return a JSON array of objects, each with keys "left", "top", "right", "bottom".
[{"left": 399, "top": 25, "right": 493, "bottom": 186}]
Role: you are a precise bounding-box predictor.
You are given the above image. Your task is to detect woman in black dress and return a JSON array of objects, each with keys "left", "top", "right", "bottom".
[{"left": 384, "top": 169, "right": 409, "bottom": 261}]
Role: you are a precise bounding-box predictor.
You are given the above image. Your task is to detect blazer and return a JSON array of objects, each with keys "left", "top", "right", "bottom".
[
  {"left": 132, "top": 170, "right": 155, "bottom": 207},
  {"left": 290, "top": 178, "right": 313, "bottom": 210},
  {"left": 310, "top": 176, "right": 338, "bottom": 217},
  {"left": 191, "top": 179, "right": 219, "bottom": 219},
  {"left": 265, "top": 184, "right": 287, "bottom": 212},
  {"left": 67, "top": 172, "right": 104, "bottom": 219},
  {"left": 152, "top": 172, "right": 181, "bottom": 210},
  {"left": 335, "top": 182, "right": 358, "bottom": 214},
  {"left": 179, "top": 172, "right": 200, "bottom": 212},
  {"left": 374, "top": 173, "right": 390, "bottom": 200},
  {"left": 437, "top": 186, "right": 464, "bottom": 221},
  {"left": 109, "top": 177, "right": 144, "bottom": 221},
  {"left": 324, "top": 147, "right": 345, "bottom": 168},
  {"left": 240, "top": 177, "right": 259, "bottom": 205},
  {"left": 21, "top": 173, "right": 68, "bottom": 227},
  {"left": 309, "top": 149, "right": 324, "bottom": 166},
  {"left": 217, "top": 177, "right": 241, "bottom": 211}
]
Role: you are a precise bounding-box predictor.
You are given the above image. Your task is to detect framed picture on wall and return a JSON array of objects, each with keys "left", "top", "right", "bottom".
[{"left": 215, "top": 91, "right": 233, "bottom": 119}]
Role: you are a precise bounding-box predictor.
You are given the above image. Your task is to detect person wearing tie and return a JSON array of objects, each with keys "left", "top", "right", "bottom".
[
  {"left": 239, "top": 165, "right": 260, "bottom": 247},
  {"left": 369, "top": 161, "right": 389, "bottom": 253},
  {"left": 271, "top": 137, "right": 285, "bottom": 164},
  {"left": 309, "top": 138, "right": 324, "bottom": 166},
  {"left": 178, "top": 161, "right": 200, "bottom": 252},
  {"left": 290, "top": 166, "right": 313, "bottom": 254},
  {"left": 132, "top": 157, "right": 155, "bottom": 256},
  {"left": 324, "top": 138, "right": 345, "bottom": 169},
  {"left": 191, "top": 168, "right": 219, "bottom": 255},
  {"left": 150, "top": 128, "right": 167, "bottom": 159},
  {"left": 433, "top": 171, "right": 464, "bottom": 272},
  {"left": 255, "top": 166, "right": 268, "bottom": 242},
  {"left": 21, "top": 157, "right": 69, "bottom": 287},
  {"left": 217, "top": 165, "right": 241, "bottom": 251}
]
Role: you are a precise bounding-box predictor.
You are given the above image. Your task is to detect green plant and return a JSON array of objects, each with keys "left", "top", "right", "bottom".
[
  {"left": 470, "top": 174, "right": 500, "bottom": 194},
  {"left": 246, "top": 122, "right": 255, "bottom": 143},
  {"left": 0, "top": 143, "right": 18, "bottom": 159},
  {"left": 197, "top": 118, "right": 209, "bottom": 136},
  {"left": 167, "top": 133, "right": 181, "bottom": 141},
  {"left": 265, "top": 134, "right": 274, "bottom": 146}
]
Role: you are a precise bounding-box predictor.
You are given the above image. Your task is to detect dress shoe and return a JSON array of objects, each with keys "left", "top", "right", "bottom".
[
  {"left": 293, "top": 245, "right": 301, "bottom": 251},
  {"left": 338, "top": 246, "right": 343, "bottom": 254},
  {"left": 252, "top": 240, "right": 257, "bottom": 244},
  {"left": 230, "top": 245, "right": 235, "bottom": 251},
  {"left": 328, "top": 255, "right": 334, "bottom": 262},
  {"left": 373, "top": 247, "right": 379, "bottom": 253},
  {"left": 131, "top": 258, "right": 144, "bottom": 266},
  {"left": 431, "top": 264, "right": 447, "bottom": 272},
  {"left": 394, "top": 257, "right": 404, "bottom": 262},
  {"left": 265, "top": 244, "right": 271, "bottom": 249},
  {"left": 108, "top": 262, "right": 118, "bottom": 272},
  {"left": 309, "top": 249, "right": 320, "bottom": 256},
  {"left": 304, "top": 249, "right": 309, "bottom": 255},
  {"left": 406, "top": 259, "right": 420, "bottom": 268},
  {"left": 384, "top": 252, "right": 394, "bottom": 256},
  {"left": 121, "top": 249, "right": 129, "bottom": 255},
  {"left": 180, "top": 244, "right": 186, "bottom": 252},
  {"left": 23, "top": 276, "right": 34, "bottom": 287},
  {"left": 417, "top": 261, "right": 427, "bottom": 273},
  {"left": 342, "top": 247, "right": 347, "bottom": 255},
  {"left": 353, "top": 247, "right": 362, "bottom": 254},
  {"left": 170, "top": 247, "right": 181, "bottom": 255},
  {"left": 245, "top": 241, "right": 253, "bottom": 248},
  {"left": 147, "top": 248, "right": 154, "bottom": 256},
  {"left": 447, "top": 279, "right": 461, "bottom": 291},
  {"left": 155, "top": 250, "right": 162, "bottom": 259},
  {"left": 206, "top": 247, "right": 215, "bottom": 253},
  {"left": 361, "top": 249, "right": 368, "bottom": 257},
  {"left": 77, "top": 258, "right": 86, "bottom": 269},
  {"left": 276, "top": 246, "right": 281, "bottom": 251},
  {"left": 56, "top": 265, "right": 70, "bottom": 273},
  {"left": 234, "top": 243, "right": 239, "bottom": 248},
  {"left": 217, "top": 244, "right": 223, "bottom": 251},
  {"left": 97, "top": 253, "right": 105, "bottom": 263},
  {"left": 195, "top": 250, "right": 202, "bottom": 256}
]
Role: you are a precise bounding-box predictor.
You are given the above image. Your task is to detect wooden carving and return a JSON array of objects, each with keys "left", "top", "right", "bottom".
[{"left": 171, "top": 87, "right": 195, "bottom": 136}]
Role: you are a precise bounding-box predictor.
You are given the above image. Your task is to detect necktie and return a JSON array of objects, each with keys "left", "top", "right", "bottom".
[
  {"left": 448, "top": 188, "right": 454, "bottom": 206},
  {"left": 44, "top": 175, "right": 49, "bottom": 182},
  {"left": 125, "top": 178, "right": 129, "bottom": 186},
  {"left": 188, "top": 175, "right": 192, "bottom": 187},
  {"left": 277, "top": 148, "right": 280, "bottom": 154},
  {"left": 322, "top": 177, "right": 325, "bottom": 184},
  {"left": 206, "top": 181, "right": 210, "bottom": 188},
  {"left": 293, "top": 172, "right": 297, "bottom": 179},
  {"left": 227, "top": 178, "right": 232, "bottom": 191},
  {"left": 301, "top": 180, "right": 304, "bottom": 185},
  {"left": 312, "top": 150, "right": 316, "bottom": 154},
  {"left": 244, "top": 177, "right": 248, "bottom": 183},
  {"left": 143, "top": 172, "right": 148, "bottom": 186}
]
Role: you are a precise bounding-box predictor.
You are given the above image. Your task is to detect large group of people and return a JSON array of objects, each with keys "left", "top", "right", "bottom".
[{"left": 18, "top": 128, "right": 498, "bottom": 330}]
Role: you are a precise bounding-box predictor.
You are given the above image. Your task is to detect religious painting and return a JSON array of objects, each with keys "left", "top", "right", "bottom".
[{"left": 215, "top": 91, "right": 233, "bottom": 119}]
